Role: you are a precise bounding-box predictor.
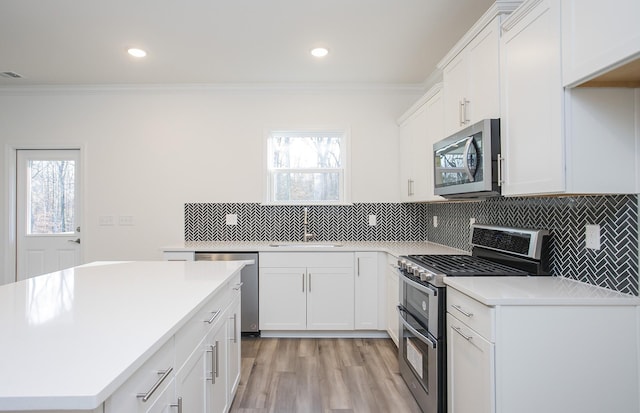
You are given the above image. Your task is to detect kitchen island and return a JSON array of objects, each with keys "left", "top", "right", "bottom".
[{"left": 0, "top": 260, "right": 246, "bottom": 412}]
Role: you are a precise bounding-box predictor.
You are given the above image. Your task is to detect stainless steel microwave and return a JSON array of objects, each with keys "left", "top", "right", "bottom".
[{"left": 433, "top": 118, "right": 501, "bottom": 199}]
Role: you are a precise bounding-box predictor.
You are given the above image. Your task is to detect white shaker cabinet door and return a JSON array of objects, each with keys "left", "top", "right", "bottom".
[
  {"left": 562, "top": 0, "right": 640, "bottom": 87},
  {"left": 354, "top": 252, "right": 379, "bottom": 330},
  {"left": 306, "top": 266, "right": 355, "bottom": 330},
  {"left": 447, "top": 313, "right": 495, "bottom": 413},
  {"left": 500, "top": 0, "right": 565, "bottom": 196},
  {"left": 259, "top": 267, "right": 307, "bottom": 330}
]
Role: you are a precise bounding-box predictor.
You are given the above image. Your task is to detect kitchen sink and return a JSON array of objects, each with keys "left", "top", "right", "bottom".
[{"left": 268, "top": 243, "right": 344, "bottom": 248}]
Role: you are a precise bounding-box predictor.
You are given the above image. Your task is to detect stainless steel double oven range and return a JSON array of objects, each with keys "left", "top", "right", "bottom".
[{"left": 397, "top": 224, "right": 550, "bottom": 413}]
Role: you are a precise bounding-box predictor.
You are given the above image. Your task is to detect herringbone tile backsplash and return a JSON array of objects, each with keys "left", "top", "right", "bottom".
[{"left": 185, "top": 195, "right": 639, "bottom": 295}]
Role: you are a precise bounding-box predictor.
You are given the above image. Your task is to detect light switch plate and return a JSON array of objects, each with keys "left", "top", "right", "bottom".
[
  {"left": 118, "top": 216, "right": 134, "bottom": 226},
  {"left": 226, "top": 214, "right": 238, "bottom": 226},
  {"left": 368, "top": 214, "right": 377, "bottom": 226},
  {"left": 98, "top": 216, "right": 114, "bottom": 226},
  {"left": 433, "top": 216, "right": 438, "bottom": 228},
  {"left": 585, "top": 224, "right": 601, "bottom": 250}
]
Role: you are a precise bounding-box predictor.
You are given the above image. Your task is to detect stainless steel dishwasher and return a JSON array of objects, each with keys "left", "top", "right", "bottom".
[{"left": 195, "top": 252, "right": 259, "bottom": 336}]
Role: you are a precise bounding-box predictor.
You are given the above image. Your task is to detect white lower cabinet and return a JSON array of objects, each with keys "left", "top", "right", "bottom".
[
  {"left": 259, "top": 252, "right": 356, "bottom": 331},
  {"left": 447, "top": 313, "right": 494, "bottom": 413},
  {"left": 227, "top": 293, "right": 241, "bottom": 397},
  {"left": 206, "top": 321, "right": 229, "bottom": 413},
  {"left": 385, "top": 254, "right": 400, "bottom": 346},
  {"left": 447, "top": 286, "right": 640, "bottom": 413},
  {"left": 354, "top": 252, "right": 379, "bottom": 330},
  {"left": 105, "top": 272, "right": 242, "bottom": 413}
]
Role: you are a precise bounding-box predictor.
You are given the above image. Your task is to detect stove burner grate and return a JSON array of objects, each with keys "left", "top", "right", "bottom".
[{"left": 407, "top": 254, "right": 529, "bottom": 277}]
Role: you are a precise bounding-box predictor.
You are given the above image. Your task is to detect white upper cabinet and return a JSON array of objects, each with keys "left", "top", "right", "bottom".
[
  {"left": 500, "top": 0, "right": 639, "bottom": 196},
  {"left": 437, "top": 2, "right": 522, "bottom": 138},
  {"left": 441, "top": 17, "right": 501, "bottom": 137},
  {"left": 561, "top": 0, "right": 640, "bottom": 87},
  {"left": 398, "top": 84, "right": 445, "bottom": 203}
]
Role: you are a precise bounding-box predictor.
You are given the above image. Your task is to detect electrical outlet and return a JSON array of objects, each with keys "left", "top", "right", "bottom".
[
  {"left": 368, "top": 214, "right": 377, "bottom": 226},
  {"left": 585, "top": 224, "right": 601, "bottom": 250},
  {"left": 433, "top": 216, "right": 438, "bottom": 228},
  {"left": 225, "top": 214, "right": 238, "bottom": 226},
  {"left": 470, "top": 217, "right": 476, "bottom": 226}
]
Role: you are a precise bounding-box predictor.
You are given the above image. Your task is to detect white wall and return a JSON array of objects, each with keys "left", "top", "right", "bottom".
[{"left": 0, "top": 86, "right": 421, "bottom": 283}]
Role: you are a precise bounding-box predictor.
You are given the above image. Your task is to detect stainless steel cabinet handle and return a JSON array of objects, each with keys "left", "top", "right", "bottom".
[
  {"left": 170, "top": 396, "right": 183, "bottom": 413},
  {"left": 204, "top": 310, "right": 221, "bottom": 324},
  {"left": 302, "top": 273, "right": 305, "bottom": 292},
  {"left": 137, "top": 367, "right": 173, "bottom": 402},
  {"left": 461, "top": 98, "right": 469, "bottom": 125},
  {"left": 206, "top": 343, "right": 217, "bottom": 384},
  {"left": 232, "top": 313, "right": 238, "bottom": 343},
  {"left": 357, "top": 258, "right": 360, "bottom": 277},
  {"left": 308, "top": 273, "right": 311, "bottom": 292},
  {"left": 451, "top": 304, "right": 473, "bottom": 317},
  {"left": 407, "top": 179, "right": 415, "bottom": 196},
  {"left": 497, "top": 154, "right": 504, "bottom": 187},
  {"left": 233, "top": 282, "right": 244, "bottom": 291},
  {"left": 459, "top": 100, "right": 464, "bottom": 126},
  {"left": 452, "top": 325, "right": 473, "bottom": 341},
  {"left": 67, "top": 238, "right": 81, "bottom": 244},
  {"left": 214, "top": 340, "right": 220, "bottom": 379}
]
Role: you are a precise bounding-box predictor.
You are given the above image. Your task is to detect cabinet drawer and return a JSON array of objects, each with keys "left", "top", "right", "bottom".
[
  {"left": 104, "top": 337, "right": 175, "bottom": 413},
  {"left": 447, "top": 288, "right": 494, "bottom": 340},
  {"left": 175, "top": 289, "right": 227, "bottom": 369},
  {"left": 260, "top": 252, "right": 354, "bottom": 268}
]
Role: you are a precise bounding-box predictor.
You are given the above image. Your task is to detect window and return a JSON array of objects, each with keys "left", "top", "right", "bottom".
[{"left": 265, "top": 130, "right": 349, "bottom": 204}]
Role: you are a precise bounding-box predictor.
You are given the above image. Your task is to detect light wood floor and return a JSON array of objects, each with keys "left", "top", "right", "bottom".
[{"left": 229, "top": 337, "right": 422, "bottom": 413}]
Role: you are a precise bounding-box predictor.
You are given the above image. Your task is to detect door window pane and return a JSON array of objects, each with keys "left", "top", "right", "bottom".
[{"left": 28, "top": 160, "right": 75, "bottom": 234}]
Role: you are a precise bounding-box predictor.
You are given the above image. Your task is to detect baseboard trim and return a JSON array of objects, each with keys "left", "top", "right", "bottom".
[{"left": 259, "top": 330, "right": 390, "bottom": 339}]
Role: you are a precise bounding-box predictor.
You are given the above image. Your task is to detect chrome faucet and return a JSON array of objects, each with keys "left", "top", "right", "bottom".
[{"left": 302, "top": 207, "right": 315, "bottom": 242}]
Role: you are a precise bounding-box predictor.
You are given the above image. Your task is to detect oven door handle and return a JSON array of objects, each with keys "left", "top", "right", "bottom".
[
  {"left": 397, "top": 305, "right": 437, "bottom": 349},
  {"left": 397, "top": 270, "right": 438, "bottom": 297}
]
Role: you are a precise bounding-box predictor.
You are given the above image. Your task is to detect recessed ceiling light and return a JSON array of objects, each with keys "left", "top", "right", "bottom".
[
  {"left": 310, "top": 47, "right": 329, "bottom": 58},
  {"left": 127, "top": 48, "right": 147, "bottom": 58}
]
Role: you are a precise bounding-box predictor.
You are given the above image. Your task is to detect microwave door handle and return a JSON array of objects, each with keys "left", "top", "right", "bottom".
[{"left": 462, "top": 136, "right": 475, "bottom": 182}]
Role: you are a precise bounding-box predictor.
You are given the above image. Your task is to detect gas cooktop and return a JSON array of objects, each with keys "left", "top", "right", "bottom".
[{"left": 405, "top": 254, "right": 529, "bottom": 277}]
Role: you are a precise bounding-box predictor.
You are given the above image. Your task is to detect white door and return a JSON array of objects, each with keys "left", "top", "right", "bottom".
[{"left": 16, "top": 149, "right": 81, "bottom": 281}]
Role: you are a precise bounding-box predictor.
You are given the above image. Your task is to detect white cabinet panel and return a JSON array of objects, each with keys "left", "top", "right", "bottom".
[
  {"left": 307, "top": 267, "right": 354, "bottom": 330},
  {"left": 354, "top": 252, "right": 379, "bottom": 330},
  {"left": 385, "top": 256, "right": 400, "bottom": 346},
  {"left": 442, "top": 16, "right": 502, "bottom": 137},
  {"left": 500, "top": 0, "right": 639, "bottom": 196},
  {"left": 562, "top": 0, "right": 640, "bottom": 86},
  {"left": 500, "top": 0, "right": 565, "bottom": 195},
  {"left": 259, "top": 267, "right": 307, "bottom": 330},
  {"left": 398, "top": 84, "right": 445, "bottom": 202},
  {"left": 447, "top": 314, "right": 494, "bottom": 413}
]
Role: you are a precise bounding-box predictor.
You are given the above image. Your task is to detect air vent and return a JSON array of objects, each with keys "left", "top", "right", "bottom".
[{"left": 0, "top": 71, "right": 24, "bottom": 79}]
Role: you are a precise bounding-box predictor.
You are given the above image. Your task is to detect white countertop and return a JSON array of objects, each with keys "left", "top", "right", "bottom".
[
  {"left": 444, "top": 276, "right": 640, "bottom": 306},
  {"left": 163, "top": 240, "right": 467, "bottom": 257},
  {"left": 0, "top": 260, "right": 246, "bottom": 411}
]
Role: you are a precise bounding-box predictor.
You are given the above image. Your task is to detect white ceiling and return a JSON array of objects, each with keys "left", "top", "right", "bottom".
[{"left": 0, "top": 0, "right": 494, "bottom": 87}]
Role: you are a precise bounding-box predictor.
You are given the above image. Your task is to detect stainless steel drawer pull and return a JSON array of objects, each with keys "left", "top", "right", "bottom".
[
  {"left": 231, "top": 313, "right": 238, "bottom": 343},
  {"left": 452, "top": 304, "right": 473, "bottom": 318},
  {"left": 452, "top": 326, "right": 473, "bottom": 341},
  {"left": 204, "top": 310, "right": 221, "bottom": 324},
  {"left": 137, "top": 367, "right": 173, "bottom": 402},
  {"left": 206, "top": 343, "right": 217, "bottom": 384},
  {"left": 170, "top": 396, "right": 183, "bottom": 413},
  {"left": 233, "top": 282, "right": 244, "bottom": 291}
]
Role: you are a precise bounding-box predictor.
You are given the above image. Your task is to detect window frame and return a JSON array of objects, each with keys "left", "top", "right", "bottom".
[{"left": 263, "top": 128, "right": 351, "bottom": 205}]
